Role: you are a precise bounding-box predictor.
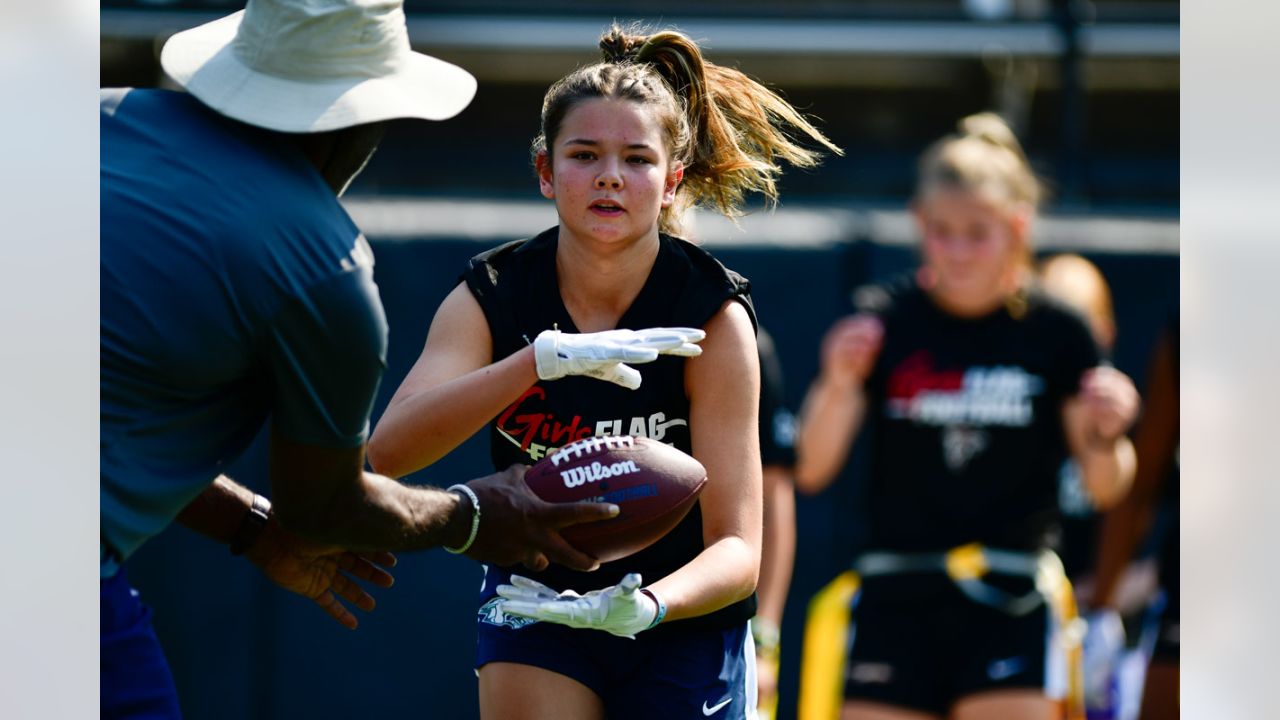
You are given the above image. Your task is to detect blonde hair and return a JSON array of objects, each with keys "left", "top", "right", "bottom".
[
  {"left": 533, "top": 24, "right": 842, "bottom": 235},
  {"left": 916, "top": 112, "right": 1042, "bottom": 210}
]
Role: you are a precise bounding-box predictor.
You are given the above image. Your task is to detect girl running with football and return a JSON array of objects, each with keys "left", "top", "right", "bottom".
[
  {"left": 795, "top": 113, "right": 1139, "bottom": 720},
  {"left": 368, "top": 24, "right": 839, "bottom": 720}
]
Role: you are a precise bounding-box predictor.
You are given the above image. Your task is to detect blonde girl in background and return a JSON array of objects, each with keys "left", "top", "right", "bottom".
[{"left": 796, "top": 113, "right": 1139, "bottom": 720}]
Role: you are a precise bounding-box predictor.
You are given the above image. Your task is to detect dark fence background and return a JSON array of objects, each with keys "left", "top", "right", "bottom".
[{"left": 128, "top": 230, "right": 1177, "bottom": 720}]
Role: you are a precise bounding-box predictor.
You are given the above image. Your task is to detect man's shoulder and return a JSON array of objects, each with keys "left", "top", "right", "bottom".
[
  {"left": 100, "top": 87, "right": 132, "bottom": 117},
  {"left": 101, "top": 87, "right": 213, "bottom": 126},
  {"left": 104, "top": 87, "right": 317, "bottom": 191}
]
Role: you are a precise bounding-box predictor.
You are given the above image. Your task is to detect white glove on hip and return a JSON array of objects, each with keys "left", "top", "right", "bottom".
[
  {"left": 497, "top": 573, "right": 660, "bottom": 639},
  {"left": 533, "top": 328, "right": 705, "bottom": 390}
]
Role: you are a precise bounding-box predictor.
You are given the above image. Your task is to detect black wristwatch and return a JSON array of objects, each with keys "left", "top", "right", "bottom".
[{"left": 229, "top": 494, "right": 272, "bottom": 555}]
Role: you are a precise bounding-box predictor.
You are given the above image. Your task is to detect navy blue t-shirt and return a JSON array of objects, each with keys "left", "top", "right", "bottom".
[{"left": 100, "top": 89, "right": 388, "bottom": 575}]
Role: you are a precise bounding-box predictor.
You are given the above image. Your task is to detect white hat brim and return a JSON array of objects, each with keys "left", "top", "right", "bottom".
[{"left": 160, "top": 11, "right": 477, "bottom": 133}]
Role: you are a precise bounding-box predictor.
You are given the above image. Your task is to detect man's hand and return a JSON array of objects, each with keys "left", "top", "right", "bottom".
[
  {"left": 462, "top": 464, "right": 620, "bottom": 572},
  {"left": 497, "top": 573, "right": 658, "bottom": 639},
  {"left": 819, "top": 314, "right": 884, "bottom": 388},
  {"left": 533, "top": 327, "right": 705, "bottom": 390},
  {"left": 245, "top": 520, "right": 396, "bottom": 630}
]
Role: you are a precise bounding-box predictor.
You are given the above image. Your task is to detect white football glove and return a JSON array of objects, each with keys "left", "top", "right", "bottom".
[
  {"left": 533, "top": 328, "right": 705, "bottom": 390},
  {"left": 497, "top": 573, "right": 660, "bottom": 639}
]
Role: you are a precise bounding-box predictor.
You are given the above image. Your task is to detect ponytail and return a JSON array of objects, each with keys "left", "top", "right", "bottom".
[{"left": 917, "top": 111, "right": 1042, "bottom": 209}]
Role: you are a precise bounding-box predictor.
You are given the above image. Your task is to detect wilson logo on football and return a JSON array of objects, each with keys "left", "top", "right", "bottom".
[{"left": 560, "top": 460, "right": 641, "bottom": 489}]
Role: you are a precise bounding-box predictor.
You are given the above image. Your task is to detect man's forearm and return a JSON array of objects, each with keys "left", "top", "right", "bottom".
[
  {"left": 181, "top": 471, "right": 472, "bottom": 555},
  {"left": 268, "top": 428, "right": 475, "bottom": 553},
  {"left": 275, "top": 471, "right": 472, "bottom": 553},
  {"left": 176, "top": 475, "right": 257, "bottom": 545}
]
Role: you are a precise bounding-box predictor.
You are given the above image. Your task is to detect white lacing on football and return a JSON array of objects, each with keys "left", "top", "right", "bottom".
[{"left": 549, "top": 435, "right": 636, "bottom": 467}]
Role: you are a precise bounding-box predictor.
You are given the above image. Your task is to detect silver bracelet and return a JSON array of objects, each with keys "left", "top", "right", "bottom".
[{"left": 443, "top": 484, "right": 480, "bottom": 554}]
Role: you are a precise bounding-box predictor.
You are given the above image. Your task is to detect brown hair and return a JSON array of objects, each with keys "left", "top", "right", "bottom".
[
  {"left": 915, "top": 112, "right": 1042, "bottom": 210},
  {"left": 533, "top": 24, "right": 842, "bottom": 235}
]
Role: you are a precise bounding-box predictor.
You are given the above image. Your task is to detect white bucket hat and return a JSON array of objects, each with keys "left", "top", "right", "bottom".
[{"left": 160, "top": 0, "right": 477, "bottom": 133}]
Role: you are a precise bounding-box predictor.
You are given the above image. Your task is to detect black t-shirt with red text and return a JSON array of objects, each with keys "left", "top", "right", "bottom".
[
  {"left": 856, "top": 276, "right": 1099, "bottom": 553},
  {"left": 462, "top": 227, "right": 758, "bottom": 633}
]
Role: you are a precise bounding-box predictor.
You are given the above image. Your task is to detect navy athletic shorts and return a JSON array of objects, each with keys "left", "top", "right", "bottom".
[
  {"left": 840, "top": 573, "right": 1067, "bottom": 715},
  {"left": 101, "top": 567, "right": 182, "bottom": 719},
  {"left": 475, "top": 566, "right": 757, "bottom": 719}
]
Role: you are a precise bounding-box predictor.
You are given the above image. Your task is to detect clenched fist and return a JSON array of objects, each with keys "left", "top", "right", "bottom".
[
  {"left": 820, "top": 314, "right": 885, "bottom": 388},
  {"left": 1079, "top": 366, "right": 1140, "bottom": 444}
]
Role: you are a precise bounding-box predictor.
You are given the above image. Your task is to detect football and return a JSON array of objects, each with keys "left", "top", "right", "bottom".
[{"left": 524, "top": 435, "right": 707, "bottom": 563}]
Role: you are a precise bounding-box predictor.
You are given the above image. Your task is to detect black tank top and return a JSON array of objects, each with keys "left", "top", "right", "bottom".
[
  {"left": 856, "top": 275, "right": 1100, "bottom": 553},
  {"left": 462, "top": 227, "right": 758, "bottom": 633}
]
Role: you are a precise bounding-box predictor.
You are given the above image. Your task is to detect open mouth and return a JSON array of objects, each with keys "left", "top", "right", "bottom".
[{"left": 589, "top": 200, "right": 625, "bottom": 215}]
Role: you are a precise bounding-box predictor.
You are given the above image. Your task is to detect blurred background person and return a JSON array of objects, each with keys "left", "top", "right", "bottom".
[
  {"left": 1037, "top": 253, "right": 1164, "bottom": 720},
  {"left": 795, "top": 113, "right": 1139, "bottom": 720},
  {"left": 1034, "top": 252, "right": 1146, "bottom": 717},
  {"left": 1036, "top": 254, "right": 1121, "bottom": 593},
  {"left": 1088, "top": 318, "right": 1179, "bottom": 720},
  {"left": 756, "top": 327, "right": 801, "bottom": 720}
]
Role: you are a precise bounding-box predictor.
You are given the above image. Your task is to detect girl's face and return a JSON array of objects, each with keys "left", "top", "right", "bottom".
[
  {"left": 914, "top": 187, "right": 1029, "bottom": 312},
  {"left": 538, "top": 97, "right": 683, "bottom": 248}
]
